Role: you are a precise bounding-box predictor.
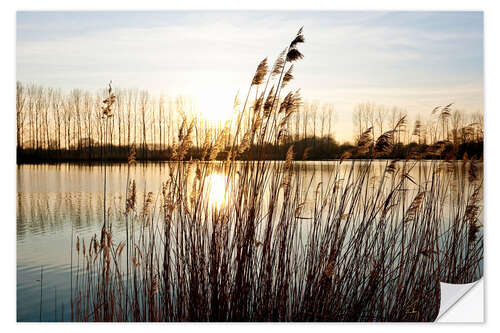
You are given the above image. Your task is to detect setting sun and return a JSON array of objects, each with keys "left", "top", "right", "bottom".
[{"left": 194, "top": 88, "right": 237, "bottom": 122}]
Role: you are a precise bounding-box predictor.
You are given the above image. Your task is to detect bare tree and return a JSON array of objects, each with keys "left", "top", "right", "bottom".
[{"left": 16, "top": 81, "right": 26, "bottom": 150}]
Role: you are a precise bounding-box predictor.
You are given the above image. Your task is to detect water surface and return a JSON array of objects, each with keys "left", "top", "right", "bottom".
[{"left": 16, "top": 160, "right": 482, "bottom": 321}]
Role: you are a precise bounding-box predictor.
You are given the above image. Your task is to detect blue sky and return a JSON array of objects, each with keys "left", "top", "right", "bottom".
[{"left": 16, "top": 11, "right": 483, "bottom": 140}]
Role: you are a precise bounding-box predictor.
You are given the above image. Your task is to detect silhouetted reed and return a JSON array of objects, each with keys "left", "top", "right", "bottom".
[{"left": 65, "top": 28, "right": 483, "bottom": 322}]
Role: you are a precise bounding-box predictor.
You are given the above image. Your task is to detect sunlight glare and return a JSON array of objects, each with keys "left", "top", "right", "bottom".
[
  {"left": 195, "top": 89, "right": 235, "bottom": 122},
  {"left": 205, "top": 173, "right": 230, "bottom": 210}
]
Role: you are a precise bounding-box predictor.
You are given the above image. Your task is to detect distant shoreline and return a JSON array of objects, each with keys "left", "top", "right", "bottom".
[
  {"left": 16, "top": 139, "right": 483, "bottom": 165},
  {"left": 16, "top": 157, "right": 481, "bottom": 165}
]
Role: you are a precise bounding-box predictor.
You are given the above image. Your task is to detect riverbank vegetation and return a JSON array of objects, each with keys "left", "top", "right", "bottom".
[
  {"left": 16, "top": 77, "right": 482, "bottom": 164},
  {"left": 61, "top": 28, "right": 484, "bottom": 322}
]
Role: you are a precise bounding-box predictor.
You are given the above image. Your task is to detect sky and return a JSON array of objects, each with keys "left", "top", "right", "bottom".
[{"left": 16, "top": 11, "right": 483, "bottom": 141}]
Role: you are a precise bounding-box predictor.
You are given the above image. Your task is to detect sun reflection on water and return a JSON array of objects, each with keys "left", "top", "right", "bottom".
[{"left": 205, "top": 173, "right": 230, "bottom": 210}]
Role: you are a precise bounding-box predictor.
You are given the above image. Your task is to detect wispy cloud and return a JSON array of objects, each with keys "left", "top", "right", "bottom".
[{"left": 16, "top": 11, "right": 483, "bottom": 140}]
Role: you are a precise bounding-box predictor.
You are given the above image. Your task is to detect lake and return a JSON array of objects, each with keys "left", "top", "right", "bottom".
[{"left": 16, "top": 160, "right": 483, "bottom": 321}]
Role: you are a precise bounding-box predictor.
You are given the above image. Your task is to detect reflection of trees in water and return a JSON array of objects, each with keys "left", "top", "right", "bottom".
[
  {"left": 16, "top": 192, "right": 125, "bottom": 241},
  {"left": 16, "top": 161, "right": 483, "bottom": 242}
]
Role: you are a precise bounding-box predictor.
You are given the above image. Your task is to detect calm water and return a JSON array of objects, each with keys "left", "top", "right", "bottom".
[{"left": 16, "top": 160, "right": 482, "bottom": 322}]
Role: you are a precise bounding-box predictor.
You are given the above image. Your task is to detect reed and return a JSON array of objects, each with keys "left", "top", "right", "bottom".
[{"left": 66, "top": 28, "right": 483, "bottom": 322}]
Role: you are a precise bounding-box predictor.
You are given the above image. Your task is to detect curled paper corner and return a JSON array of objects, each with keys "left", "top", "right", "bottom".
[{"left": 435, "top": 278, "right": 483, "bottom": 322}]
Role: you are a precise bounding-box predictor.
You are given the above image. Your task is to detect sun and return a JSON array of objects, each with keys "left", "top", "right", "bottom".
[{"left": 195, "top": 89, "right": 236, "bottom": 122}]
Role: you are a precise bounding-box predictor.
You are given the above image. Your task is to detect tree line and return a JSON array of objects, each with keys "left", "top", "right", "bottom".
[{"left": 16, "top": 81, "right": 483, "bottom": 163}]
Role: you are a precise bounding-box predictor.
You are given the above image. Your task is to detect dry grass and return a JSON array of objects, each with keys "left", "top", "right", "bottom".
[{"left": 65, "top": 28, "right": 483, "bottom": 322}]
